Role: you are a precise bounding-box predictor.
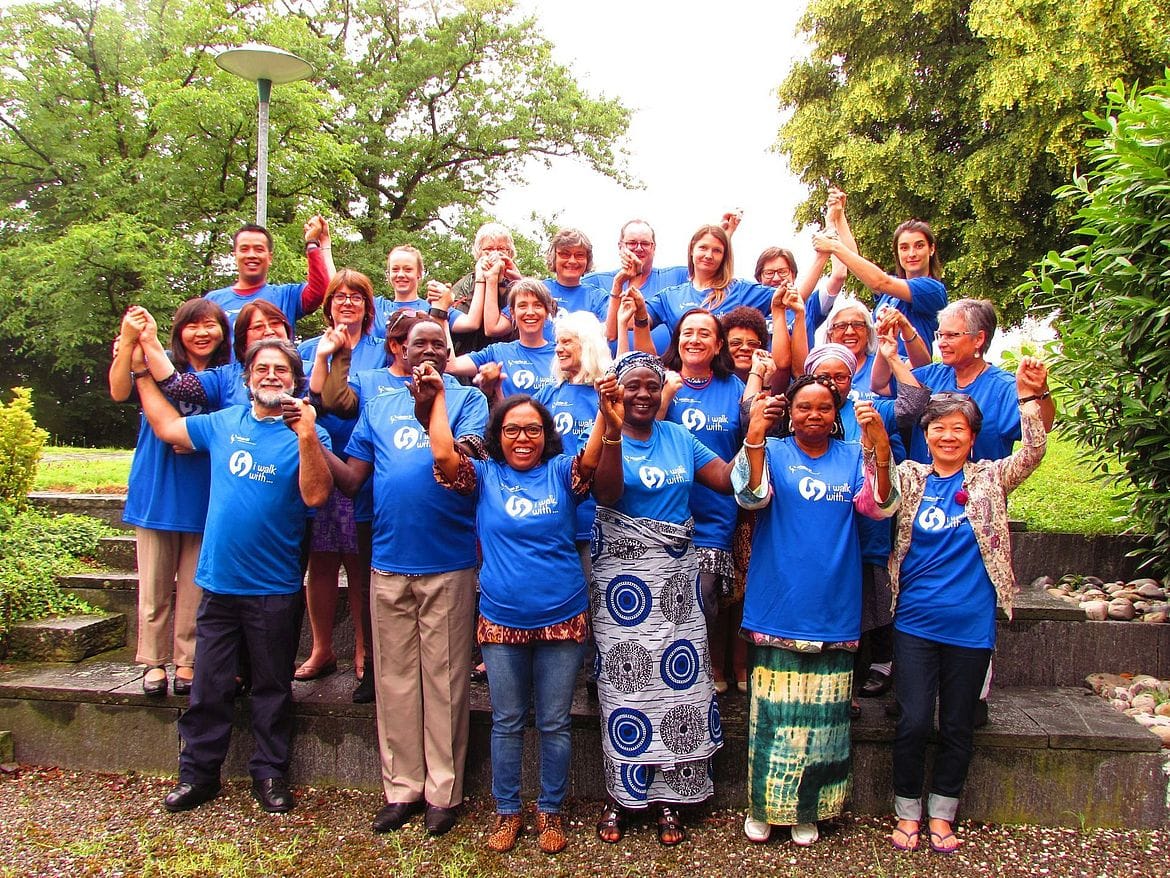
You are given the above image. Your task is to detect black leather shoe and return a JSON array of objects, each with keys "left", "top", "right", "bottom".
[
  {"left": 164, "top": 780, "right": 220, "bottom": 812},
  {"left": 143, "top": 668, "right": 168, "bottom": 697},
  {"left": 252, "top": 777, "right": 296, "bottom": 813},
  {"left": 372, "top": 800, "right": 424, "bottom": 833},
  {"left": 860, "top": 668, "right": 892, "bottom": 697},
  {"left": 425, "top": 803, "right": 459, "bottom": 835},
  {"left": 974, "top": 698, "right": 989, "bottom": 728},
  {"left": 172, "top": 674, "right": 192, "bottom": 696},
  {"left": 352, "top": 663, "right": 375, "bottom": 704}
]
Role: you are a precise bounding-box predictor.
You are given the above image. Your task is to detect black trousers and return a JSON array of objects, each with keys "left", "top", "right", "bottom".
[{"left": 178, "top": 590, "right": 302, "bottom": 785}]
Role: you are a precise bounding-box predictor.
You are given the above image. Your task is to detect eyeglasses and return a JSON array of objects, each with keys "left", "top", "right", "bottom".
[
  {"left": 386, "top": 309, "right": 415, "bottom": 336},
  {"left": 621, "top": 240, "right": 654, "bottom": 251},
  {"left": 727, "top": 338, "right": 762, "bottom": 351},
  {"left": 829, "top": 321, "right": 868, "bottom": 332},
  {"left": 934, "top": 330, "right": 976, "bottom": 341},
  {"left": 761, "top": 268, "right": 793, "bottom": 280},
  {"left": 501, "top": 423, "right": 544, "bottom": 439},
  {"left": 334, "top": 292, "right": 366, "bottom": 305},
  {"left": 930, "top": 392, "right": 970, "bottom": 402}
]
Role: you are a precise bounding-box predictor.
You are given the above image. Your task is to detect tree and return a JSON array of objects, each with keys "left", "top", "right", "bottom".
[
  {"left": 776, "top": 0, "right": 1170, "bottom": 319},
  {"left": 0, "top": 0, "right": 630, "bottom": 443},
  {"left": 1025, "top": 79, "right": 1170, "bottom": 572}
]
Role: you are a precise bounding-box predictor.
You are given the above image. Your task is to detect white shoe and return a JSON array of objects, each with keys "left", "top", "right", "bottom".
[
  {"left": 743, "top": 815, "right": 771, "bottom": 843},
  {"left": 790, "top": 822, "right": 819, "bottom": 846}
]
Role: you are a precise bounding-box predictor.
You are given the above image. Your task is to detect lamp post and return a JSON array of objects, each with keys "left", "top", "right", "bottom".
[{"left": 215, "top": 44, "right": 313, "bottom": 226}]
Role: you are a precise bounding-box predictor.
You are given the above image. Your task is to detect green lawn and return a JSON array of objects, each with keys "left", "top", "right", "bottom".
[{"left": 30, "top": 435, "right": 1135, "bottom": 534}]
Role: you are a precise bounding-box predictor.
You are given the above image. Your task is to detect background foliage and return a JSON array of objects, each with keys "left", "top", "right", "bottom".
[
  {"left": 0, "top": 0, "right": 630, "bottom": 443},
  {"left": 776, "top": 0, "right": 1170, "bottom": 319},
  {"left": 1026, "top": 78, "right": 1170, "bottom": 571},
  {"left": 0, "top": 387, "right": 48, "bottom": 509}
]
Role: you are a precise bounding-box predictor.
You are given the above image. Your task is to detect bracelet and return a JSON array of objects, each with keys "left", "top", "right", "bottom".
[
  {"left": 903, "top": 331, "right": 919, "bottom": 344},
  {"left": 874, "top": 459, "right": 891, "bottom": 468},
  {"left": 633, "top": 316, "right": 649, "bottom": 327},
  {"left": 1017, "top": 390, "right": 1051, "bottom": 404},
  {"left": 429, "top": 307, "right": 449, "bottom": 319},
  {"left": 305, "top": 240, "right": 320, "bottom": 252},
  {"left": 743, "top": 439, "right": 766, "bottom": 449},
  {"left": 131, "top": 369, "right": 150, "bottom": 381},
  {"left": 749, "top": 370, "right": 765, "bottom": 379},
  {"left": 601, "top": 434, "right": 622, "bottom": 445},
  {"left": 860, "top": 444, "right": 875, "bottom": 454}
]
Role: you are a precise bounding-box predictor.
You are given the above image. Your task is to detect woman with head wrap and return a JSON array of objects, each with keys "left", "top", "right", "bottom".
[{"left": 590, "top": 351, "right": 738, "bottom": 847}]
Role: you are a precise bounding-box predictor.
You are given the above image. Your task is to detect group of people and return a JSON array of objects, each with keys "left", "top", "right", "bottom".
[{"left": 111, "top": 188, "right": 1055, "bottom": 856}]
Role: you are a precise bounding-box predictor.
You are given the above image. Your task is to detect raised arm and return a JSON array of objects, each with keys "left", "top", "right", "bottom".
[
  {"left": 285, "top": 395, "right": 333, "bottom": 507},
  {"left": 812, "top": 231, "right": 912, "bottom": 301},
  {"left": 579, "top": 375, "right": 623, "bottom": 481},
  {"left": 301, "top": 215, "right": 332, "bottom": 315},
  {"left": 1016, "top": 355, "right": 1055, "bottom": 433},
  {"left": 411, "top": 363, "right": 461, "bottom": 485},
  {"left": 133, "top": 365, "right": 193, "bottom": 449},
  {"left": 109, "top": 307, "right": 147, "bottom": 402},
  {"left": 591, "top": 379, "right": 626, "bottom": 507}
]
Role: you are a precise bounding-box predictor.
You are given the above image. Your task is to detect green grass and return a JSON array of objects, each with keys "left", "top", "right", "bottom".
[
  {"left": 1008, "top": 430, "right": 1132, "bottom": 534},
  {"left": 32, "top": 446, "right": 131, "bottom": 493}
]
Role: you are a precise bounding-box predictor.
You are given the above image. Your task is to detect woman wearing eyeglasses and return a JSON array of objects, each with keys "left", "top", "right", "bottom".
[
  {"left": 901, "top": 299, "right": 1055, "bottom": 464},
  {"left": 421, "top": 375, "right": 621, "bottom": 855},
  {"left": 886, "top": 367, "right": 1048, "bottom": 853},
  {"left": 294, "top": 270, "right": 388, "bottom": 687}
]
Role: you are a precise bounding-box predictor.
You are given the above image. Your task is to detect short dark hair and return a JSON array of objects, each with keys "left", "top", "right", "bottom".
[
  {"left": 233, "top": 300, "right": 293, "bottom": 362},
  {"left": 662, "top": 308, "right": 736, "bottom": 378},
  {"left": 170, "top": 298, "right": 230, "bottom": 372},
  {"left": 232, "top": 223, "right": 273, "bottom": 251},
  {"left": 920, "top": 392, "right": 983, "bottom": 435},
  {"left": 324, "top": 268, "right": 376, "bottom": 335},
  {"left": 720, "top": 306, "right": 768, "bottom": 345},
  {"left": 485, "top": 395, "right": 563, "bottom": 464},
  {"left": 753, "top": 247, "right": 797, "bottom": 284},
  {"left": 243, "top": 338, "right": 306, "bottom": 396}
]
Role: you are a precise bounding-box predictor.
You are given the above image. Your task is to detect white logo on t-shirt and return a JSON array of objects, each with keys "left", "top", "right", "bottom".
[
  {"left": 394, "top": 426, "right": 421, "bottom": 450},
  {"left": 505, "top": 495, "right": 534, "bottom": 518},
  {"left": 512, "top": 369, "right": 536, "bottom": 390},
  {"left": 639, "top": 466, "right": 667, "bottom": 489},
  {"left": 798, "top": 476, "right": 828, "bottom": 501},
  {"left": 918, "top": 505, "right": 948, "bottom": 532},
  {"left": 681, "top": 408, "right": 706, "bottom": 431},
  {"left": 229, "top": 450, "right": 254, "bottom": 477},
  {"left": 553, "top": 412, "right": 574, "bottom": 435}
]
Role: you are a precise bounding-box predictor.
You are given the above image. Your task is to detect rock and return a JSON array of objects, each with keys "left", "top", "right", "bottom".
[
  {"left": 1128, "top": 577, "right": 1159, "bottom": 589},
  {"left": 1109, "top": 698, "right": 1130, "bottom": 711},
  {"left": 1136, "top": 582, "right": 1166, "bottom": 600},
  {"left": 1149, "top": 601, "right": 1170, "bottom": 614},
  {"left": 1083, "top": 600, "right": 1110, "bottom": 621},
  {"left": 1081, "top": 589, "right": 1107, "bottom": 601},
  {"left": 1131, "top": 693, "right": 1158, "bottom": 713},
  {"left": 1156, "top": 702, "right": 1170, "bottom": 718},
  {"left": 1134, "top": 601, "right": 1151, "bottom": 613},
  {"left": 1031, "top": 575, "right": 1056, "bottom": 590},
  {"left": 1142, "top": 611, "right": 1168, "bottom": 624},
  {"left": 1084, "top": 575, "right": 1104, "bottom": 587},
  {"left": 1150, "top": 725, "right": 1170, "bottom": 747},
  {"left": 1107, "top": 598, "right": 1136, "bottom": 621},
  {"left": 1085, "top": 672, "right": 1131, "bottom": 695},
  {"left": 1112, "top": 590, "right": 1139, "bottom": 602},
  {"left": 1104, "top": 582, "right": 1125, "bottom": 596}
]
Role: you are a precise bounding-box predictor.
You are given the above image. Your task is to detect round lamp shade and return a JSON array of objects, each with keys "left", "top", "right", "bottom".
[{"left": 215, "top": 44, "right": 313, "bottom": 84}]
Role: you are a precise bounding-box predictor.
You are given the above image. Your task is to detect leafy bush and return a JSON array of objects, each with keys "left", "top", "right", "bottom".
[
  {"left": 0, "top": 507, "right": 104, "bottom": 642},
  {"left": 1025, "top": 77, "right": 1170, "bottom": 571},
  {"left": 0, "top": 387, "right": 48, "bottom": 509}
]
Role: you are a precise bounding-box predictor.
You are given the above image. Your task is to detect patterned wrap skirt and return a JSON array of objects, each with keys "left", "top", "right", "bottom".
[
  {"left": 590, "top": 506, "right": 722, "bottom": 808},
  {"left": 747, "top": 644, "right": 853, "bottom": 825}
]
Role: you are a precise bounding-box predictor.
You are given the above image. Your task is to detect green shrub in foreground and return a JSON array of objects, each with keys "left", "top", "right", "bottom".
[
  {"left": 1025, "top": 76, "right": 1170, "bottom": 574},
  {"left": 0, "top": 506, "right": 104, "bottom": 641},
  {"left": 0, "top": 387, "right": 48, "bottom": 509}
]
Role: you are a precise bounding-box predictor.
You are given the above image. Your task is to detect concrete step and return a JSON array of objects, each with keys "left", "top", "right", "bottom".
[
  {"left": 6, "top": 614, "right": 127, "bottom": 662},
  {"left": 27, "top": 493, "right": 130, "bottom": 530},
  {"left": 97, "top": 535, "right": 137, "bottom": 570},
  {"left": 0, "top": 655, "right": 1163, "bottom": 828}
]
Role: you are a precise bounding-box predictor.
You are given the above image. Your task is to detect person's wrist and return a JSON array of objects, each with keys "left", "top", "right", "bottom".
[{"left": 305, "top": 239, "right": 320, "bottom": 252}]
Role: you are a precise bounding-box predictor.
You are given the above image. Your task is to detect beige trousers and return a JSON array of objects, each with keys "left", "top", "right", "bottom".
[
  {"left": 370, "top": 567, "right": 476, "bottom": 807},
  {"left": 134, "top": 527, "right": 203, "bottom": 668}
]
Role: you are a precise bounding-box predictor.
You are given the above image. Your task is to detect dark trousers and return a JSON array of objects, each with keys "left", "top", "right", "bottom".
[
  {"left": 892, "top": 629, "right": 992, "bottom": 802},
  {"left": 179, "top": 590, "right": 302, "bottom": 785}
]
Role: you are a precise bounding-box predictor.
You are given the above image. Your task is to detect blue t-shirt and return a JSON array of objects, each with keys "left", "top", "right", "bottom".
[
  {"left": 346, "top": 378, "right": 488, "bottom": 574},
  {"left": 472, "top": 455, "right": 588, "bottom": 629},
  {"left": 838, "top": 396, "right": 902, "bottom": 565},
  {"left": 194, "top": 362, "right": 250, "bottom": 410},
  {"left": 185, "top": 406, "right": 330, "bottom": 595},
  {"left": 345, "top": 367, "right": 415, "bottom": 522},
  {"left": 371, "top": 296, "right": 459, "bottom": 338},
  {"left": 611, "top": 421, "right": 717, "bottom": 524},
  {"left": 645, "top": 278, "right": 774, "bottom": 336},
  {"left": 124, "top": 362, "right": 211, "bottom": 534},
  {"left": 544, "top": 278, "right": 608, "bottom": 321},
  {"left": 909, "top": 363, "right": 1020, "bottom": 463},
  {"left": 468, "top": 340, "right": 557, "bottom": 397},
  {"left": 896, "top": 471, "right": 997, "bottom": 649},
  {"left": 874, "top": 275, "right": 947, "bottom": 358},
  {"left": 534, "top": 381, "right": 599, "bottom": 541},
  {"left": 298, "top": 334, "right": 387, "bottom": 453},
  {"left": 664, "top": 375, "right": 744, "bottom": 551},
  {"left": 205, "top": 283, "right": 307, "bottom": 361},
  {"left": 742, "top": 437, "right": 867, "bottom": 642},
  {"left": 588, "top": 265, "right": 687, "bottom": 356}
]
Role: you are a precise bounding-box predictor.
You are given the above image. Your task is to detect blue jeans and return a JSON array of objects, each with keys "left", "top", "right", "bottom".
[
  {"left": 481, "top": 639, "right": 583, "bottom": 814},
  {"left": 892, "top": 629, "right": 992, "bottom": 822}
]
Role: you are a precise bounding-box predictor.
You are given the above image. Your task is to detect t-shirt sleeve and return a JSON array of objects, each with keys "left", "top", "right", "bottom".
[
  {"left": 905, "top": 276, "right": 948, "bottom": 316},
  {"left": 195, "top": 369, "right": 226, "bottom": 410},
  {"left": 345, "top": 407, "right": 374, "bottom": 462},
  {"left": 314, "top": 423, "right": 332, "bottom": 452},
  {"left": 644, "top": 291, "right": 667, "bottom": 327},
  {"left": 467, "top": 343, "right": 499, "bottom": 369},
  {"left": 184, "top": 412, "right": 215, "bottom": 452},
  {"left": 455, "top": 389, "right": 490, "bottom": 438},
  {"left": 691, "top": 433, "right": 719, "bottom": 470}
]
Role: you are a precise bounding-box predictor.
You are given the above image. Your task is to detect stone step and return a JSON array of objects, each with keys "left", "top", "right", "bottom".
[
  {"left": 0, "top": 655, "right": 1163, "bottom": 828},
  {"left": 97, "top": 535, "right": 137, "bottom": 570},
  {"left": 6, "top": 614, "right": 127, "bottom": 662},
  {"left": 27, "top": 493, "right": 130, "bottom": 530}
]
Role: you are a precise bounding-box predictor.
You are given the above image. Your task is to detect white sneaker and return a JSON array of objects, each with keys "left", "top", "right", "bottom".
[
  {"left": 743, "top": 815, "right": 771, "bottom": 843},
  {"left": 790, "top": 822, "right": 819, "bottom": 846}
]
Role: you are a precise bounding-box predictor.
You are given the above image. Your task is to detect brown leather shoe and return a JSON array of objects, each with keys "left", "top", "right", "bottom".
[
  {"left": 486, "top": 813, "right": 522, "bottom": 852},
  {"left": 536, "top": 811, "right": 566, "bottom": 854}
]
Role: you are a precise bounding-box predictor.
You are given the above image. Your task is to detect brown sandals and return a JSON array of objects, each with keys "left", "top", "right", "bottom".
[{"left": 596, "top": 799, "right": 626, "bottom": 843}]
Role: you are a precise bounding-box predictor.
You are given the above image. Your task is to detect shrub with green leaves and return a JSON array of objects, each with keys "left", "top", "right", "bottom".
[
  {"left": 0, "top": 387, "right": 48, "bottom": 509},
  {"left": 1025, "top": 77, "right": 1170, "bottom": 572},
  {"left": 0, "top": 508, "right": 104, "bottom": 643}
]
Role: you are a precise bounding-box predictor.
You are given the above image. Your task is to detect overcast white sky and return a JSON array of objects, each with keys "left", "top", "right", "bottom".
[{"left": 493, "top": 0, "right": 815, "bottom": 275}]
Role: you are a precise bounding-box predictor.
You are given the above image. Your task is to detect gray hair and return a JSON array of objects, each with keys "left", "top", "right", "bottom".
[
  {"left": 920, "top": 392, "right": 983, "bottom": 435},
  {"left": 552, "top": 311, "right": 612, "bottom": 385},
  {"left": 545, "top": 228, "right": 594, "bottom": 274},
  {"left": 243, "top": 338, "right": 306, "bottom": 394},
  {"left": 939, "top": 298, "right": 997, "bottom": 356},
  {"left": 472, "top": 222, "right": 516, "bottom": 259},
  {"left": 817, "top": 294, "right": 877, "bottom": 355}
]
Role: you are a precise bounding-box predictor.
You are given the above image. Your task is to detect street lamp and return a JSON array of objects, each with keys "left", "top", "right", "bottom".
[{"left": 215, "top": 44, "right": 314, "bottom": 226}]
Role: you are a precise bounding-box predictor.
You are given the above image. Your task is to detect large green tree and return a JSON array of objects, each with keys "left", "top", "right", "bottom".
[
  {"left": 777, "top": 0, "right": 1170, "bottom": 318},
  {"left": 0, "top": 0, "right": 630, "bottom": 443}
]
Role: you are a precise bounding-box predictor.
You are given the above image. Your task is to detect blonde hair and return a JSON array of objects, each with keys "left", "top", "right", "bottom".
[{"left": 552, "top": 311, "right": 612, "bottom": 385}]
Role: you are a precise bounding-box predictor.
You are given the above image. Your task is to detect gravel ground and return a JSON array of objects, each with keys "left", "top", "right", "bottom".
[{"left": 1, "top": 766, "right": 1165, "bottom": 878}]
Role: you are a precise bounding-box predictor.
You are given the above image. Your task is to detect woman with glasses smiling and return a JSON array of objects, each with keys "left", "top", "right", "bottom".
[{"left": 421, "top": 378, "right": 622, "bottom": 855}]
